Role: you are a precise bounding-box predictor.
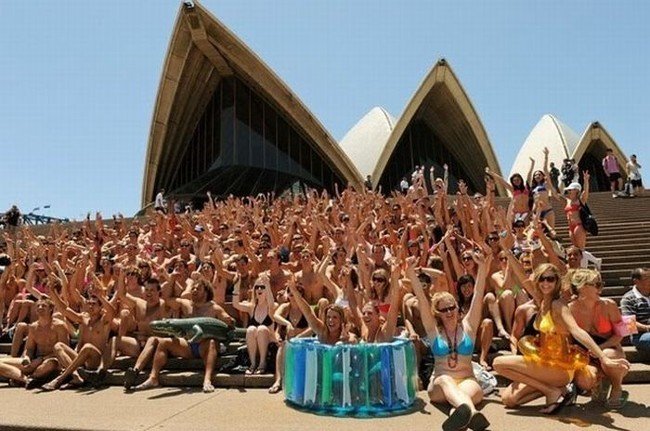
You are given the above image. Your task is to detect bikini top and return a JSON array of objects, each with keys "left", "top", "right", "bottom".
[
  {"left": 431, "top": 328, "right": 474, "bottom": 357},
  {"left": 532, "top": 184, "right": 547, "bottom": 195},
  {"left": 564, "top": 201, "right": 580, "bottom": 215},
  {"left": 251, "top": 305, "right": 273, "bottom": 327},
  {"left": 593, "top": 303, "right": 613, "bottom": 335},
  {"left": 513, "top": 188, "right": 528, "bottom": 198}
]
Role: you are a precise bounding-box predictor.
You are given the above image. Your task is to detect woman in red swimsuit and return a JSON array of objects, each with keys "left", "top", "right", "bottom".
[
  {"left": 563, "top": 171, "right": 590, "bottom": 250},
  {"left": 568, "top": 269, "right": 629, "bottom": 409}
]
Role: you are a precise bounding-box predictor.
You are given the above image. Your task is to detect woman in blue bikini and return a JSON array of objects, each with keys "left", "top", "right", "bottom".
[{"left": 406, "top": 250, "right": 492, "bottom": 431}]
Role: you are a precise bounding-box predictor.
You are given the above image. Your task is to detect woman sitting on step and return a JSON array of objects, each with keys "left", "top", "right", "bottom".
[
  {"left": 568, "top": 269, "right": 630, "bottom": 409},
  {"left": 233, "top": 273, "right": 277, "bottom": 375}
]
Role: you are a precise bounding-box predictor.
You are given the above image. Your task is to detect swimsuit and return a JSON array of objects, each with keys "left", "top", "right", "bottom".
[
  {"left": 564, "top": 201, "right": 581, "bottom": 234},
  {"left": 249, "top": 305, "right": 273, "bottom": 327},
  {"left": 189, "top": 341, "right": 201, "bottom": 358},
  {"left": 430, "top": 328, "right": 475, "bottom": 357}
]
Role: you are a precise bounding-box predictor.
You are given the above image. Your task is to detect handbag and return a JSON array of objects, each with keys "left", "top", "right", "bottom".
[{"left": 579, "top": 201, "right": 598, "bottom": 236}]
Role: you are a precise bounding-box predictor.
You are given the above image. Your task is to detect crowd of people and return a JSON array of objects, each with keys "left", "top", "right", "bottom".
[{"left": 0, "top": 147, "right": 646, "bottom": 431}]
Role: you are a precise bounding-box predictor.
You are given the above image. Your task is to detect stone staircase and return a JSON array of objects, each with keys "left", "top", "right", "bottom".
[{"left": 1, "top": 192, "right": 648, "bottom": 389}]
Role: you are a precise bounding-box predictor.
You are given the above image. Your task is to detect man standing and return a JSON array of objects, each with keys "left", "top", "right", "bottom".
[
  {"left": 399, "top": 177, "right": 409, "bottom": 194},
  {"left": 626, "top": 154, "right": 643, "bottom": 197},
  {"left": 602, "top": 148, "right": 623, "bottom": 197},
  {"left": 154, "top": 189, "right": 166, "bottom": 213},
  {"left": 549, "top": 162, "right": 560, "bottom": 190},
  {"left": 620, "top": 268, "right": 650, "bottom": 358}
]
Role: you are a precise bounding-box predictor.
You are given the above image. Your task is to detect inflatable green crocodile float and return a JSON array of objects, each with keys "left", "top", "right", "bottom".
[{"left": 149, "top": 317, "right": 246, "bottom": 343}]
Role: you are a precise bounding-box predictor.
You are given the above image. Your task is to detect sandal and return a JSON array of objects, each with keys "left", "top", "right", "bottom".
[
  {"left": 268, "top": 383, "right": 282, "bottom": 394},
  {"left": 245, "top": 365, "right": 256, "bottom": 375},
  {"left": 442, "top": 403, "right": 472, "bottom": 431},
  {"left": 254, "top": 364, "right": 267, "bottom": 375},
  {"left": 541, "top": 389, "right": 573, "bottom": 415},
  {"left": 592, "top": 378, "right": 611, "bottom": 403},
  {"left": 468, "top": 411, "right": 490, "bottom": 431},
  {"left": 607, "top": 391, "right": 629, "bottom": 410}
]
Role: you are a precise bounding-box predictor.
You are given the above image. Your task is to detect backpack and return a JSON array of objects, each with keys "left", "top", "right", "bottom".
[{"left": 579, "top": 201, "right": 598, "bottom": 236}]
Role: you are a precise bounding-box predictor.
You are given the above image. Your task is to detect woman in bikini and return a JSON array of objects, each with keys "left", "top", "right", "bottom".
[
  {"left": 286, "top": 278, "right": 356, "bottom": 346},
  {"left": 457, "top": 274, "right": 495, "bottom": 371},
  {"left": 268, "top": 281, "right": 312, "bottom": 394},
  {"left": 529, "top": 148, "right": 558, "bottom": 229},
  {"left": 563, "top": 171, "right": 591, "bottom": 250},
  {"left": 407, "top": 252, "right": 493, "bottom": 431},
  {"left": 233, "top": 274, "right": 277, "bottom": 375},
  {"left": 485, "top": 168, "right": 530, "bottom": 222},
  {"left": 493, "top": 240, "right": 629, "bottom": 414},
  {"left": 568, "top": 269, "right": 629, "bottom": 409}
]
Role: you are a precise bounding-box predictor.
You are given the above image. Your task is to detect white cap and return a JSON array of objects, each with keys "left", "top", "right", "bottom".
[{"left": 564, "top": 182, "right": 582, "bottom": 193}]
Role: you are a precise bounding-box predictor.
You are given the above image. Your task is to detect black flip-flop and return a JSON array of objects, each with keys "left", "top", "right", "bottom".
[
  {"left": 468, "top": 411, "right": 490, "bottom": 431},
  {"left": 541, "top": 391, "right": 573, "bottom": 415},
  {"left": 442, "top": 403, "right": 472, "bottom": 431}
]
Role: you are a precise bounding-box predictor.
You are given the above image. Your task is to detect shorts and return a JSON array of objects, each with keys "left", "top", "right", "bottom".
[
  {"left": 631, "top": 179, "right": 643, "bottom": 188},
  {"left": 608, "top": 172, "right": 622, "bottom": 182},
  {"left": 189, "top": 341, "right": 202, "bottom": 359}
]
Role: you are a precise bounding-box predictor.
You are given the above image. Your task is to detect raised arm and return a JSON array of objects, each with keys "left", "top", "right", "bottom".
[
  {"left": 287, "top": 275, "right": 326, "bottom": 337},
  {"left": 405, "top": 258, "right": 437, "bottom": 339},
  {"left": 485, "top": 167, "right": 514, "bottom": 194},
  {"left": 498, "top": 234, "right": 539, "bottom": 304},
  {"left": 380, "top": 262, "right": 404, "bottom": 340},
  {"left": 581, "top": 171, "right": 590, "bottom": 203},
  {"left": 463, "top": 250, "right": 492, "bottom": 332}
]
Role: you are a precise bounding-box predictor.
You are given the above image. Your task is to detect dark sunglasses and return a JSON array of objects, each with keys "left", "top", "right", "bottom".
[
  {"left": 254, "top": 285, "right": 266, "bottom": 291},
  {"left": 539, "top": 275, "right": 557, "bottom": 283},
  {"left": 499, "top": 257, "right": 508, "bottom": 262},
  {"left": 372, "top": 277, "right": 386, "bottom": 283},
  {"left": 462, "top": 256, "right": 473, "bottom": 262},
  {"left": 488, "top": 237, "right": 499, "bottom": 242},
  {"left": 437, "top": 305, "right": 457, "bottom": 313}
]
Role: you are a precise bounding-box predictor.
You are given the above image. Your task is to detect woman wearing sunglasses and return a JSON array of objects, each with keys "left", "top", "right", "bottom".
[
  {"left": 406, "top": 251, "right": 492, "bottom": 431},
  {"left": 286, "top": 277, "right": 355, "bottom": 346},
  {"left": 232, "top": 274, "right": 278, "bottom": 375},
  {"left": 568, "top": 269, "right": 629, "bottom": 409},
  {"left": 493, "top": 241, "right": 630, "bottom": 414}
]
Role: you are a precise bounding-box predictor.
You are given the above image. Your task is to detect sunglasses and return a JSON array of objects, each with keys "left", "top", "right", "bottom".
[
  {"left": 372, "top": 277, "right": 386, "bottom": 283},
  {"left": 488, "top": 237, "right": 499, "bottom": 242},
  {"left": 462, "top": 256, "right": 473, "bottom": 262},
  {"left": 180, "top": 244, "right": 190, "bottom": 247},
  {"left": 437, "top": 305, "right": 457, "bottom": 314},
  {"left": 254, "top": 285, "right": 266, "bottom": 291},
  {"left": 499, "top": 257, "right": 508, "bottom": 262},
  {"left": 539, "top": 275, "right": 557, "bottom": 283}
]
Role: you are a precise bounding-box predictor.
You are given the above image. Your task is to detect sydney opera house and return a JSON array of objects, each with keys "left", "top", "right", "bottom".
[{"left": 141, "top": 1, "right": 628, "bottom": 208}]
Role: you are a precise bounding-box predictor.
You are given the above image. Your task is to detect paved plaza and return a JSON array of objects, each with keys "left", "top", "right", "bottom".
[{"left": 0, "top": 385, "right": 648, "bottom": 431}]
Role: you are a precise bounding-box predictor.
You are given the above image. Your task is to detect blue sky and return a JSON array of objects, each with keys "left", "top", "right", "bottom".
[{"left": 2, "top": 0, "right": 648, "bottom": 220}]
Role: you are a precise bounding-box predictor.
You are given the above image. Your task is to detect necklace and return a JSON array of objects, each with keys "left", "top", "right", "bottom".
[{"left": 444, "top": 325, "right": 459, "bottom": 368}]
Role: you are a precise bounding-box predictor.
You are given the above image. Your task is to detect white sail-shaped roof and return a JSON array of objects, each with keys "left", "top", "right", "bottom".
[
  {"left": 509, "top": 114, "right": 580, "bottom": 178},
  {"left": 339, "top": 107, "right": 396, "bottom": 178}
]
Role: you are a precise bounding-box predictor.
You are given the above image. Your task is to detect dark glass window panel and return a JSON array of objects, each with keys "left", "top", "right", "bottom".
[
  {"left": 289, "top": 129, "right": 301, "bottom": 167},
  {"left": 277, "top": 117, "right": 289, "bottom": 172},
  {"left": 263, "top": 102, "right": 277, "bottom": 171},
  {"left": 204, "top": 98, "right": 213, "bottom": 171},
  {"left": 220, "top": 78, "right": 234, "bottom": 165},
  {"left": 300, "top": 137, "right": 311, "bottom": 174},
  {"left": 250, "top": 91, "right": 264, "bottom": 168},
  {"left": 235, "top": 79, "right": 251, "bottom": 166}
]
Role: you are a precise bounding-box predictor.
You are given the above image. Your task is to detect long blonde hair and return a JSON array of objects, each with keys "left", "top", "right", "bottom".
[
  {"left": 430, "top": 291, "right": 457, "bottom": 326},
  {"left": 532, "top": 263, "right": 565, "bottom": 301},
  {"left": 565, "top": 268, "right": 602, "bottom": 297}
]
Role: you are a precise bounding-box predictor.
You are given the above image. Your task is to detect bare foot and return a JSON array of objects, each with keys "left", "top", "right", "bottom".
[
  {"left": 498, "top": 329, "right": 510, "bottom": 339},
  {"left": 479, "top": 359, "right": 492, "bottom": 371},
  {"left": 268, "top": 383, "right": 281, "bottom": 394},
  {"left": 203, "top": 381, "right": 215, "bottom": 393},
  {"left": 135, "top": 378, "right": 159, "bottom": 391}
]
